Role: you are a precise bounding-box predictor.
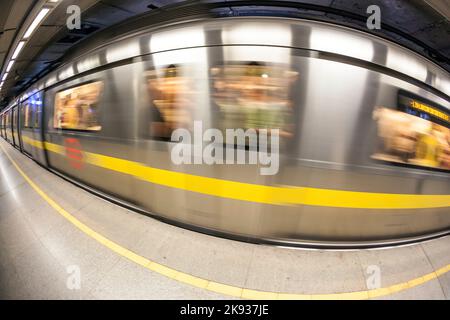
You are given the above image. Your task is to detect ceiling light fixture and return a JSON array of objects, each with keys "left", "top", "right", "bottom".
[
  {"left": 6, "top": 60, "right": 15, "bottom": 73},
  {"left": 23, "top": 8, "right": 51, "bottom": 39},
  {"left": 11, "top": 41, "right": 26, "bottom": 60}
]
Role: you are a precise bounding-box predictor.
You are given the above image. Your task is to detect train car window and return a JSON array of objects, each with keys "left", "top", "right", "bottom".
[
  {"left": 12, "top": 108, "right": 17, "bottom": 130},
  {"left": 21, "top": 101, "right": 34, "bottom": 128},
  {"left": 22, "top": 92, "right": 43, "bottom": 129},
  {"left": 53, "top": 81, "right": 104, "bottom": 131},
  {"left": 145, "top": 64, "right": 196, "bottom": 140},
  {"left": 35, "top": 101, "right": 42, "bottom": 129},
  {"left": 372, "top": 96, "right": 450, "bottom": 171},
  {"left": 210, "top": 62, "right": 298, "bottom": 144}
]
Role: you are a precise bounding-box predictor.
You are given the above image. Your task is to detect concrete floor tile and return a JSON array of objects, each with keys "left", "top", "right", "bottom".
[
  {"left": 375, "top": 279, "right": 445, "bottom": 300},
  {"left": 0, "top": 167, "right": 26, "bottom": 195},
  {"left": 21, "top": 201, "right": 67, "bottom": 239},
  {"left": 420, "top": 236, "right": 450, "bottom": 271},
  {"left": 0, "top": 255, "right": 24, "bottom": 299},
  {"left": 357, "top": 244, "right": 437, "bottom": 290},
  {"left": 437, "top": 272, "right": 450, "bottom": 299},
  {"left": 8, "top": 240, "right": 73, "bottom": 299},
  {"left": 90, "top": 257, "right": 231, "bottom": 300},
  {"left": 8, "top": 183, "right": 44, "bottom": 214},
  {"left": 0, "top": 212, "right": 40, "bottom": 258},
  {"left": 245, "top": 246, "right": 366, "bottom": 294},
  {"left": 136, "top": 226, "right": 254, "bottom": 288},
  {"left": 39, "top": 221, "right": 121, "bottom": 293},
  {"left": 0, "top": 191, "right": 24, "bottom": 219},
  {"left": 72, "top": 199, "right": 150, "bottom": 251},
  {"left": 34, "top": 175, "right": 96, "bottom": 214}
]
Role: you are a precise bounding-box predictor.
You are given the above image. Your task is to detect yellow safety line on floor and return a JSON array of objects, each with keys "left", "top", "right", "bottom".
[
  {"left": 21, "top": 136, "right": 450, "bottom": 209},
  {"left": 2, "top": 142, "right": 450, "bottom": 300}
]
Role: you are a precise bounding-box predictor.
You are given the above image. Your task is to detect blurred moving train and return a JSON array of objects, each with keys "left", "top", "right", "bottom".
[{"left": 1, "top": 17, "right": 450, "bottom": 247}]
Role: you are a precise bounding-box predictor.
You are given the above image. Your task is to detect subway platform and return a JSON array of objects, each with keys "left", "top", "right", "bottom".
[{"left": 0, "top": 139, "right": 449, "bottom": 300}]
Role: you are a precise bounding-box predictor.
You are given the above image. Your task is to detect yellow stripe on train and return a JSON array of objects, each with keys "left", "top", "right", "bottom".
[{"left": 22, "top": 137, "right": 450, "bottom": 209}]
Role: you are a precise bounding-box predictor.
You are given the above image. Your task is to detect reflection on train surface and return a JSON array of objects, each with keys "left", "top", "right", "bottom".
[{"left": 1, "top": 17, "right": 449, "bottom": 247}]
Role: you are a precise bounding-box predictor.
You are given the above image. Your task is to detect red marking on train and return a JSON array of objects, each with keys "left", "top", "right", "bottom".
[{"left": 64, "top": 138, "right": 84, "bottom": 169}]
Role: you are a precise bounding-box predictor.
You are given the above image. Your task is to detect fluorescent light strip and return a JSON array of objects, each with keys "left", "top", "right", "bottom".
[
  {"left": 23, "top": 8, "right": 51, "bottom": 39},
  {"left": 2, "top": 73, "right": 8, "bottom": 81},
  {"left": 6, "top": 60, "right": 15, "bottom": 73},
  {"left": 11, "top": 41, "right": 26, "bottom": 60}
]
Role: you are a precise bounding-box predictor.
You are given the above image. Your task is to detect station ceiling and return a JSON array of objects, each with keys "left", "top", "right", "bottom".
[{"left": 0, "top": 0, "right": 449, "bottom": 108}]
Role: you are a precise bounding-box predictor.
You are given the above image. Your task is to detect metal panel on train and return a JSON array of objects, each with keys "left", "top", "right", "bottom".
[{"left": 3, "top": 17, "right": 450, "bottom": 246}]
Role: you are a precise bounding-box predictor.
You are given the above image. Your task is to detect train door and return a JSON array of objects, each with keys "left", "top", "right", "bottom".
[
  {"left": 6, "top": 109, "right": 12, "bottom": 144},
  {"left": 20, "top": 99, "right": 33, "bottom": 157},
  {"left": 2, "top": 113, "right": 5, "bottom": 139},
  {"left": 12, "top": 106, "right": 20, "bottom": 150},
  {"left": 10, "top": 107, "right": 15, "bottom": 146},
  {"left": 3, "top": 113, "right": 6, "bottom": 139},
  {"left": 17, "top": 102, "right": 24, "bottom": 151},
  {"left": 31, "top": 91, "right": 46, "bottom": 165},
  {"left": 0, "top": 114, "right": 3, "bottom": 138},
  {"left": 1, "top": 114, "right": 4, "bottom": 139},
  {"left": 4, "top": 112, "right": 8, "bottom": 142}
]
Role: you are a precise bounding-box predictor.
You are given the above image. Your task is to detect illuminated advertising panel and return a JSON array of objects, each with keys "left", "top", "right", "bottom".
[{"left": 372, "top": 91, "right": 450, "bottom": 171}]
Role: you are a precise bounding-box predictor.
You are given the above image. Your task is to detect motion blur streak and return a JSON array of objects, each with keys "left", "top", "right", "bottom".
[{"left": 1, "top": 17, "right": 449, "bottom": 246}]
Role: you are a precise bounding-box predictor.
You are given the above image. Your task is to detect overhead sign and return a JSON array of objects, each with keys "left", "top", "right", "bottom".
[{"left": 398, "top": 90, "right": 449, "bottom": 128}]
